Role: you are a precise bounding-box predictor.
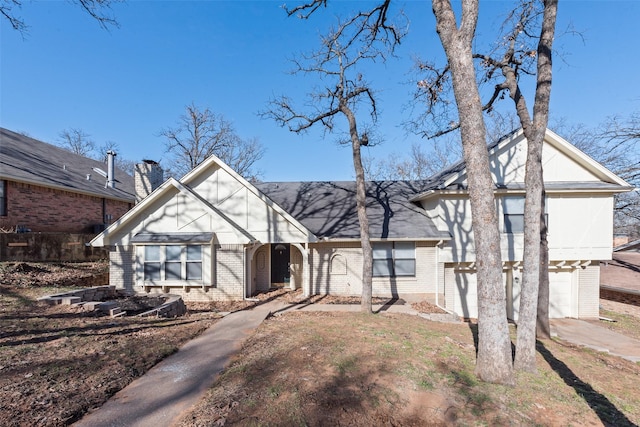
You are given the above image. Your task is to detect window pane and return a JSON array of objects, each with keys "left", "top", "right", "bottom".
[
  {"left": 503, "top": 197, "right": 525, "bottom": 214},
  {"left": 504, "top": 214, "right": 525, "bottom": 233},
  {"left": 394, "top": 242, "right": 415, "bottom": 259},
  {"left": 373, "top": 259, "right": 393, "bottom": 276},
  {"left": 166, "top": 245, "right": 181, "bottom": 261},
  {"left": 186, "top": 262, "right": 202, "bottom": 280},
  {"left": 165, "top": 261, "right": 182, "bottom": 280},
  {"left": 395, "top": 259, "right": 416, "bottom": 276},
  {"left": 145, "top": 245, "right": 160, "bottom": 261},
  {"left": 144, "top": 262, "right": 161, "bottom": 280},
  {"left": 372, "top": 242, "right": 393, "bottom": 259},
  {"left": 187, "top": 245, "right": 202, "bottom": 261}
]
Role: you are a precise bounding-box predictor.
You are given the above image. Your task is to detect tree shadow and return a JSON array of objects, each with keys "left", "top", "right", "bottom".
[{"left": 537, "top": 341, "right": 636, "bottom": 427}]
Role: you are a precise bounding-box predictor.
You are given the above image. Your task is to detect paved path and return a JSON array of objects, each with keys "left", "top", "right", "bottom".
[
  {"left": 73, "top": 299, "right": 286, "bottom": 427},
  {"left": 551, "top": 318, "right": 640, "bottom": 363}
]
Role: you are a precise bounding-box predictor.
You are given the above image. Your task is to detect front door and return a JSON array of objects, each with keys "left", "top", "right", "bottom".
[{"left": 271, "top": 243, "right": 290, "bottom": 286}]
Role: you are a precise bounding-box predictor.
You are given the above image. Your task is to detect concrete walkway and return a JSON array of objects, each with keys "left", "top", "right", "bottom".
[
  {"left": 73, "top": 298, "right": 287, "bottom": 427},
  {"left": 551, "top": 318, "right": 640, "bottom": 363}
]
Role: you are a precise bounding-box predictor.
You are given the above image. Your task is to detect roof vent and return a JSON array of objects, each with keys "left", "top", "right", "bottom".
[{"left": 107, "top": 150, "right": 117, "bottom": 189}]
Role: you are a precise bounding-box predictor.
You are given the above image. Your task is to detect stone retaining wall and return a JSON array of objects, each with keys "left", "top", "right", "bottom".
[
  {"left": 600, "top": 286, "right": 640, "bottom": 307},
  {"left": 139, "top": 294, "right": 187, "bottom": 318},
  {"left": 39, "top": 286, "right": 187, "bottom": 318}
]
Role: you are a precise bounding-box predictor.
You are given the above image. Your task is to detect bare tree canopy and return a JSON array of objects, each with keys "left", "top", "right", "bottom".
[
  {"left": 56, "top": 128, "right": 135, "bottom": 175},
  {"left": 554, "top": 115, "right": 640, "bottom": 238},
  {"left": 58, "top": 128, "right": 96, "bottom": 157},
  {"left": 160, "top": 104, "right": 264, "bottom": 181},
  {"left": 266, "top": 6, "right": 407, "bottom": 313},
  {"left": 364, "top": 140, "right": 458, "bottom": 181},
  {"left": 1, "top": 0, "right": 121, "bottom": 33}
]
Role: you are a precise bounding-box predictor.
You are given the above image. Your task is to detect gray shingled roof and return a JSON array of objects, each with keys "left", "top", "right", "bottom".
[
  {"left": 0, "top": 127, "right": 135, "bottom": 202},
  {"left": 256, "top": 180, "right": 450, "bottom": 240}
]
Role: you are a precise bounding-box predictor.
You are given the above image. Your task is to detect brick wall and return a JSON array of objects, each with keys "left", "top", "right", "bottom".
[
  {"left": 578, "top": 264, "right": 600, "bottom": 318},
  {"left": 0, "top": 180, "right": 132, "bottom": 233},
  {"left": 216, "top": 244, "right": 245, "bottom": 299},
  {"left": 109, "top": 246, "right": 135, "bottom": 294}
]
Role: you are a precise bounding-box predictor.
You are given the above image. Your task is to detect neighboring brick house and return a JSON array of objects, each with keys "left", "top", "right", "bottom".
[
  {"left": 91, "top": 129, "right": 633, "bottom": 320},
  {"left": 0, "top": 128, "right": 135, "bottom": 233}
]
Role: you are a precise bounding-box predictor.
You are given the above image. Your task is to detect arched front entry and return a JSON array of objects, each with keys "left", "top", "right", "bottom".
[{"left": 247, "top": 243, "right": 309, "bottom": 297}]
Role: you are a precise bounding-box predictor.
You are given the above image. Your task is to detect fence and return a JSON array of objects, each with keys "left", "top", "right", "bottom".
[{"left": 0, "top": 233, "right": 108, "bottom": 262}]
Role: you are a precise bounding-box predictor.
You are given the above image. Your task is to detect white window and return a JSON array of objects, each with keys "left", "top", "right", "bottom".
[
  {"left": 372, "top": 242, "right": 416, "bottom": 277},
  {"left": 503, "top": 197, "right": 525, "bottom": 233},
  {"left": 503, "top": 196, "right": 548, "bottom": 234},
  {"left": 143, "top": 245, "right": 203, "bottom": 281}
]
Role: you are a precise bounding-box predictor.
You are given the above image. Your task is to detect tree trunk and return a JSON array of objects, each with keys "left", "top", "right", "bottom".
[
  {"left": 514, "top": 126, "right": 544, "bottom": 372},
  {"left": 432, "top": 0, "right": 513, "bottom": 385},
  {"left": 514, "top": 0, "right": 557, "bottom": 371},
  {"left": 343, "top": 107, "right": 373, "bottom": 313},
  {"left": 537, "top": 191, "right": 551, "bottom": 339}
]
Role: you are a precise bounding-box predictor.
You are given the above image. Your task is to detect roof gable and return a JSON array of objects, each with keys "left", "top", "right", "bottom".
[
  {"left": 411, "top": 128, "right": 632, "bottom": 201},
  {"left": 0, "top": 127, "right": 135, "bottom": 202},
  {"left": 91, "top": 154, "right": 317, "bottom": 246}
]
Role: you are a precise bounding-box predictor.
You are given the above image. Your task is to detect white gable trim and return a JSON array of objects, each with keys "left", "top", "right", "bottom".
[
  {"left": 411, "top": 128, "right": 633, "bottom": 203},
  {"left": 543, "top": 128, "right": 630, "bottom": 187},
  {"left": 180, "top": 154, "right": 318, "bottom": 242},
  {"left": 172, "top": 180, "right": 257, "bottom": 243},
  {"left": 90, "top": 177, "right": 257, "bottom": 246},
  {"left": 90, "top": 177, "right": 179, "bottom": 246}
]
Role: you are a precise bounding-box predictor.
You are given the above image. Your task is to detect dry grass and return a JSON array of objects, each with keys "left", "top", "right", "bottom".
[{"left": 179, "top": 311, "right": 640, "bottom": 426}]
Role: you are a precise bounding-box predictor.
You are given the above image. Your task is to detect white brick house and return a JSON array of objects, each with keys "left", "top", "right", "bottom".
[{"left": 90, "top": 129, "right": 632, "bottom": 320}]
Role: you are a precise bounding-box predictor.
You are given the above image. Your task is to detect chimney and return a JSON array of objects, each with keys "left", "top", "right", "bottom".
[
  {"left": 107, "top": 150, "right": 117, "bottom": 189},
  {"left": 134, "top": 160, "right": 164, "bottom": 203}
]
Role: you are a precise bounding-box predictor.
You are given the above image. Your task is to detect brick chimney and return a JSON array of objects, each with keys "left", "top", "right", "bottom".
[{"left": 134, "top": 160, "right": 164, "bottom": 203}]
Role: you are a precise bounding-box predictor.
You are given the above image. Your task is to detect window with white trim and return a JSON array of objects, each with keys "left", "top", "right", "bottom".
[
  {"left": 372, "top": 241, "right": 416, "bottom": 277},
  {"left": 503, "top": 197, "right": 525, "bottom": 233},
  {"left": 143, "top": 245, "right": 203, "bottom": 281},
  {"left": 503, "top": 196, "right": 548, "bottom": 233}
]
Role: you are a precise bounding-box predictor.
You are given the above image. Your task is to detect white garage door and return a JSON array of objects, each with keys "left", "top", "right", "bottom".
[
  {"left": 549, "top": 270, "right": 574, "bottom": 318},
  {"left": 453, "top": 270, "right": 478, "bottom": 319}
]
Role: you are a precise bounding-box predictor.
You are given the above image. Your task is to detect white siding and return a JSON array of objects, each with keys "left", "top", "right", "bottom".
[{"left": 309, "top": 241, "right": 438, "bottom": 297}]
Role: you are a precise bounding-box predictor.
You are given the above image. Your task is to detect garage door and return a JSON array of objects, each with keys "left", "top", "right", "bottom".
[
  {"left": 549, "top": 270, "right": 574, "bottom": 318},
  {"left": 453, "top": 270, "right": 478, "bottom": 319}
]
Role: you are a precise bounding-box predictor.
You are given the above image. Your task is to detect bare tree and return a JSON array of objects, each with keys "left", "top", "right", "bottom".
[
  {"left": 2, "top": 0, "right": 120, "bottom": 34},
  {"left": 557, "top": 115, "right": 640, "bottom": 239},
  {"left": 430, "top": 0, "right": 514, "bottom": 385},
  {"left": 58, "top": 128, "right": 96, "bottom": 156},
  {"left": 365, "top": 140, "right": 458, "bottom": 181},
  {"left": 160, "top": 104, "right": 264, "bottom": 180},
  {"left": 266, "top": 10, "right": 406, "bottom": 313},
  {"left": 475, "top": 0, "right": 559, "bottom": 370}
]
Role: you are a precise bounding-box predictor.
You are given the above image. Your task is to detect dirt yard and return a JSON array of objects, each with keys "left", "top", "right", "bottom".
[
  {"left": 2, "top": 261, "right": 640, "bottom": 426},
  {"left": 0, "top": 261, "right": 224, "bottom": 426}
]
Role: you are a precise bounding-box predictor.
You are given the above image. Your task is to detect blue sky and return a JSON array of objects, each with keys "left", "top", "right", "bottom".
[{"left": 2, "top": 1, "right": 639, "bottom": 182}]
